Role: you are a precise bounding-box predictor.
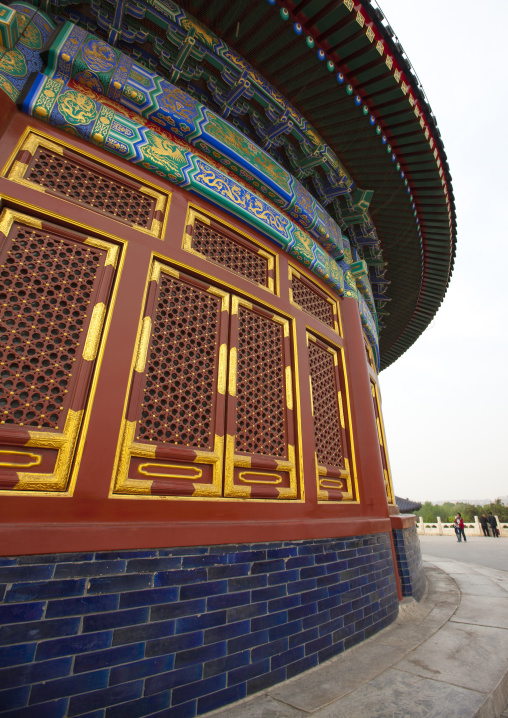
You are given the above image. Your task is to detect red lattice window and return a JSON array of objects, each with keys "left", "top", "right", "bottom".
[
  {"left": 307, "top": 332, "right": 353, "bottom": 501},
  {"left": 116, "top": 265, "right": 229, "bottom": 498},
  {"left": 224, "top": 298, "right": 297, "bottom": 500},
  {"left": 308, "top": 341, "right": 343, "bottom": 468},
  {"left": 292, "top": 273, "right": 335, "bottom": 328},
  {"left": 235, "top": 305, "right": 286, "bottom": 457},
  {"left": 190, "top": 219, "right": 271, "bottom": 288},
  {"left": 24, "top": 147, "right": 157, "bottom": 230},
  {"left": 0, "top": 209, "right": 117, "bottom": 493},
  {"left": 0, "top": 223, "right": 103, "bottom": 429},
  {"left": 136, "top": 273, "right": 222, "bottom": 450},
  {"left": 115, "top": 266, "right": 298, "bottom": 500}
]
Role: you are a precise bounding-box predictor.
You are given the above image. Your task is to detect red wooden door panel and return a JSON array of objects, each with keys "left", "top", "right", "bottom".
[
  {"left": 224, "top": 297, "right": 297, "bottom": 499},
  {"left": 113, "top": 261, "right": 229, "bottom": 498},
  {"left": 0, "top": 208, "right": 117, "bottom": 492}
]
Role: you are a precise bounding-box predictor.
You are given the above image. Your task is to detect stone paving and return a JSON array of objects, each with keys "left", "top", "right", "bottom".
[{"left": 205, "top": 553, "right": 508, "bottom": 718}]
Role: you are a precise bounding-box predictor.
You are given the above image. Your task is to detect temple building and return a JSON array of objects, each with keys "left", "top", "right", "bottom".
[{"left": 0, "top": 1, "right": 455, "bottom": 715}]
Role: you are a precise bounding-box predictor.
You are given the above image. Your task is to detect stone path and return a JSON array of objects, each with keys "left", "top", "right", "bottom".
[{"left": 204, "top": 556, "right": 508, "bottom": 717}]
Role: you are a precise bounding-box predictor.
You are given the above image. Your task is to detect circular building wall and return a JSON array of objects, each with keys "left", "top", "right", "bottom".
[{"left": 0, "top": 0, "right": 447, "bottom": 714}]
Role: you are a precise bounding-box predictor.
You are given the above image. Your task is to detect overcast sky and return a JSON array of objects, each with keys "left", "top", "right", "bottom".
[{"left": 374, "top": 0, "right": 508, "bottom": 503}]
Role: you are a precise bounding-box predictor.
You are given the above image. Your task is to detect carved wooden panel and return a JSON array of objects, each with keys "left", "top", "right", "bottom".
[
  {"left": 290, "top": 269, "right": 337, "bottom": 329},
  {"left": 114, "top": 263, "right": 229, "bottom": 498},
  {"left": 371, "top": 380, "right": 394, "bottom": 504},
  {"left": 224, "top": 298, "right": 297, "bottom": 499},
  {"left": 0, "top": 209, "right": 118, "bottom": 492},
  {"left": 6, "top": 134, "right": 168, "bottom": 237},
  {"left": 184, "top": 208, "right": 275, "bottom": 292},
  {"left": 307, "top": 332, "right": 354, "bottom": 501}
]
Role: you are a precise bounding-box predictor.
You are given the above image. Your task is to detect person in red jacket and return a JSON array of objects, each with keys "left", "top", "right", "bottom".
[{"left": 454, "top": 512, "right": 466, "bottom": 542}]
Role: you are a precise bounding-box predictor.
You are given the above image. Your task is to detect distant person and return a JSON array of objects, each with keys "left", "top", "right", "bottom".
[
  {"left": 480, "top": 513, "right": 490, "bottom": 537},
  {"left": 454, "top": 512, "right": 466, "bottom": 542},
  {"left": 488, "top": 512, "right": 499, "bottom": 537},
  {"left": 453, "top": 515, "right": 460, "bottom": 541}
]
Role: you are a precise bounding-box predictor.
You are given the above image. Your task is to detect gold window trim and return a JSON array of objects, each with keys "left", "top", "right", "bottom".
[
  {"left": 2, "top": 129, "right": 170, "bottom": 239},
  {"left": 371, "top": 379, "right": 395, "bottom": 505},
  {"left": 183, "top": 205, "right": 278, "bottom": 294},
  {"left": 0, "top": 207, "right": 123, "bottom": 495}
]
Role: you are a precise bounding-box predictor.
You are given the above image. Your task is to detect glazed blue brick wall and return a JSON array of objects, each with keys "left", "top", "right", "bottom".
[
  {"left": 0, "top": 534, "right": 398, "bottom": 717},
  {"left": 392, "top": 525, "right": 426, "bottom": 601}
]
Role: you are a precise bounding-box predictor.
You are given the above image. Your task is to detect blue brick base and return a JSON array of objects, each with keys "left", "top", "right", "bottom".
[
  {"left": 0, "top": 534, "right": 399, "bottom": 717},
  {"left": 392, "top": 525, "right": 426, "bottom": 601}
]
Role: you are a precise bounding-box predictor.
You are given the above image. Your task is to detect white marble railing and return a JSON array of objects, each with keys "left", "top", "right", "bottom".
[{"left": 416, "top": 516, "right": 506, "bottom": 537}]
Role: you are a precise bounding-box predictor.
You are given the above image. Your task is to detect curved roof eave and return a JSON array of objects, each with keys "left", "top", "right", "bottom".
[{"left": 176, "top": 0, "right": 456, "bottom": 369}]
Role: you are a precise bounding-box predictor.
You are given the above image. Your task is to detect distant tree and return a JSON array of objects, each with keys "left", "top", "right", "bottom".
[
  {"left": 415, "top": 499, "right": 508, "bottom": 524},
  {"left": 471, "top": 504, "right": 484, "bottom": 520},
  {"left": 441, "top": 502, "right": 454, "bottom": 523},
  {"left": 416, "top": 501, "right": 439, "bottom": 523},
  {"left": 484, "top": 499, "right": 508, "bottom": 522}
]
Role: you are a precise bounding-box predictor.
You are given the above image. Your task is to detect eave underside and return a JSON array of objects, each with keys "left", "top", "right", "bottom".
[{"left": 175, "top": 0, "right": 456, "bottom": 369}]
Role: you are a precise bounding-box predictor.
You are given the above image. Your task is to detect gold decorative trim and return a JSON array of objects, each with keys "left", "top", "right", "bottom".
[
  {"left": 207, "top": 286, "right": 230, "bottom": 313},
  {"left": 0, "top": 450, "right": 41, "bottom": 468},
  {"left": 160, "top": 264, "right": 179, "bottom": 279},
  {"left": 26, "top": 133, "right": 63, "bottom": 157},
  {"left": 138, "top": 463, "right": 203, "bottom": 480},
  {"left": 25, "top": 433, "right": 66, "bottom": 449},
  {"left": 228, "top": 346, "right": 237, "bottom": 397},
  {"left": 134, "top": 316, "right": 152, "bottom": 373},
  {"left": 320, "top": 478, "right": 343, "bottom": 490},
  {"left": 275, "top": 456, "right": 293, "bottom": 472},
  {"left": 285, "top": 366, "right": 293, "bottom": 411},
  {"left": 7, "top": 160, "right": 28, "bottom": 182},
  {"left": 0, "top": 208, "right": 41, "bottom": 237},
  {"left": 129, "top": 441, "right": 157, "bottom": 459},
  {"left": 150, "top": 261, "right": 162, "bottom": 283},
  {"left": 15, "top": 409, "right": 82, "bottom": 492},
  {"left": 338, "top": 391, "right": 345, "bottom": 429},
  {"left": 217, "top": 343, "right": 227, "bottom": 395},
  {"left": 112, "top": 420, "right": 153, "bottom": 495},
  {"left": 239, "top": 472, "right": 282, "bottom": 485},
  {"left": 234, "top": 455, "right": 252, "bottom": 468},
  {"left": 82, "top": 303, "right": 106, "bottom": 361},
  {"left": 85, "top": 237, "right": 119, "bottom": 268},
  {"left": 371, "top": 379, "right": 395, "bottom": 504}
]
